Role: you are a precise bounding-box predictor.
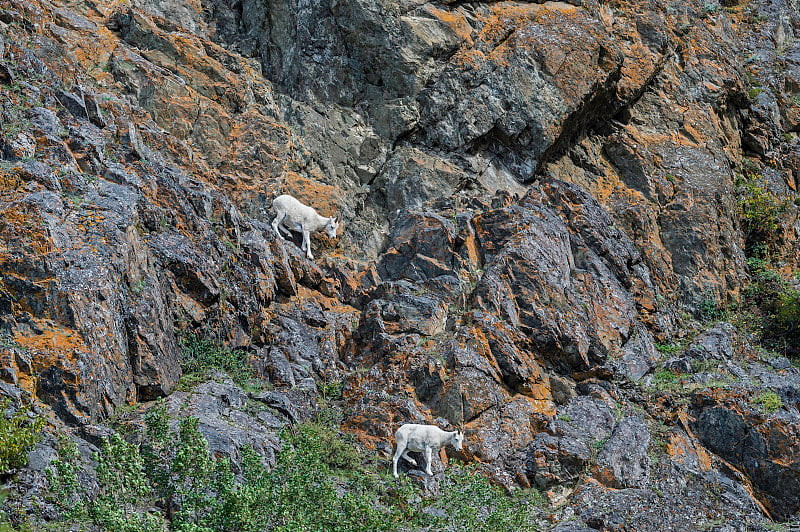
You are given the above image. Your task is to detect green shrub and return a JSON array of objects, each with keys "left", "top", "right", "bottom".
[
  {"left": 424, "top": 462, "right": 543, "bottom": 531},
  {"left": 91, "top": 433, "right": 165, "bottom": 532},
  {"left": 256, "top": 422, "right": 408, "bottom": 531},
  {"left": 44, "top": 409, "right": 547, "bottom": 531},
  {"left": 180, "top": 335, "right": 253, "bottom": 387},
  {"left": 46, "top": 435, "right": 85, "bottom": 520},
  {"left": 744, "top": 259, "right": 800, "bottom": 356},
  {"left": 654, "top": 343, "right": 681, "bottom": 355},
  {"left": 735, "top": 173, "right": 788, "bottom": 256},
  {"left": 752, "top": 391, "right": 783, "bottom": 414},
  {"left": 774, "top": 288, "right": 800, "bottom": 334},
  {"left": 654, "top": 370, "right": 679, "bottom": 384},
  {"left": 0, "top": 399, "right": 44, "bottom": 474}
]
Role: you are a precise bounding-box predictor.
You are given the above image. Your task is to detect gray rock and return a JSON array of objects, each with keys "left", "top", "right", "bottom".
[
  {"left": 163, "top": 381, "right": 281, "bottom": 473},
  {"left": 685, "top": 323, "right": 738, "bottom": 361},
  {"left": 592, "top": 416, "right": 650, "bottom": 489},
  {"left": 548, "top": 374, "right": 577, "bottom": 406},
  {"left": 55, "top": 89, "right": 88, "bottom": 121},
  {"left": 28, "top": 107, "right": 63, "bottom": 137}
]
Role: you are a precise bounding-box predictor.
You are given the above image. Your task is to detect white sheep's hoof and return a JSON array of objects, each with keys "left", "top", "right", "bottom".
[
  {"left": 407, "top": 459, "right": 417, "bottom": 466},
  {"left": 426, "top": 469, "right": 433, "bottom": 476}
]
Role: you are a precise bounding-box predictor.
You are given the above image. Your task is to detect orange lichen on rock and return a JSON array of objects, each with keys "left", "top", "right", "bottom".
[
  {"left": 13, "top": 322, "right": 85, "bottom": 357},
  {"left": 282, "top": 172, "right": 343, "bottom": 218},
  {"left": 0, "top": 204, "right": 52, "bottom": 259},
  {"left": 424, "top": 6, "right": 474, "bottom": 46},
  {"left": 667, "top": 431, "right": 712, "bottom": 471}
]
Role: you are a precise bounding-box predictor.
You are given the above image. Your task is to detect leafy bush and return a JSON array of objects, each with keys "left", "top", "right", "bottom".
[
  {"left": 752, "top": 391, "right": 783, "bottom": 414},
  {"left": 0, "top": 399, "right": 44, "bottom": 474},
  {"left": 735, "top": 172, "right": 788, "bottom": 257},
  {"left": 774, "top": 288, "right": 800, "bottom": 335},
  {"left": 425, "top": 462, "right": 543, "bottom": 531},
  {"left": 90, "top": 434, "right": 165, "bottom": 532},
  {"left": 45, "top": 407, "right": 545, "bottom": 531},
  {"left": 180, "top": 335, "right": 253, "bottom": 387},
  {"left": 747, "top": 87, "right": 763, "bottom": 100},
  {"left": 654, "top": 343, "right": 681, "bottom": 355},
  {"left": 46, "top": 435, "right": 84, "bottom": 519},
  {"left": 744, "top": 259, "right": 800, "bottom": 356},
  {"left": 653, "top": 369, "right": 680, "bottom": 385}
]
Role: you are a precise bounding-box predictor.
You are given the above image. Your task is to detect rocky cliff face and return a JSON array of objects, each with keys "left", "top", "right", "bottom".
[{"left": 1, "top": 0, "right": 800, "bottom": 528}]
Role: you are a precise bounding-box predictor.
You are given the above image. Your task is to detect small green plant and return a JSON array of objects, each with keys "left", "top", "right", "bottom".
[
  {"left": 747, "top": 87, "right": 763, "bottom": 100},
  {"left": 652, "top": 370, "right": 681, "bottom": 392},
  {"left": 752, "top": 391, "right": 783, "bottom": 413},
  {"left": 699, "top": 294, "right": 721, "bottom": 322},
  {"left": 46, "top": 434, "right": 86, "bottom": 520},
  {"left": 654, "top": 342, "right": 681, "bottom": 355},
  {"left": 558, "top": 414, "right": 572, "bottom": 422},
  {"left": 774, "top": 288, "right": 800, "bottom": 334},
  {"left": 319, "top": 380, "right": 343, "bottom": 401},
  {"left": 0, "top": 400, "right": 44, "bottom": 474},
  {"left": 222, "top": 237, "right": 240, "bottom": 253},
  {"left": 90, "top": 434, "right": 165, "bottom": 531},
  {"left": 700, "top": 2, "right": 719, "bottom": 17},
  {"left": 744, "top": 259, "right": 800, "bottom": 356},
  {"left": 180, "top": 335, "right": 254, "bottom": 387},
  {"left": 130, "top": 279, "right": 146, "bottom": 297}
]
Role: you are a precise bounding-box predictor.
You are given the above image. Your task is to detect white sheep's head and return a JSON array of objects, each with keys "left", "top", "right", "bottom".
[
  {"left": 452, "top": 431, "right": 465, "bottom": 451},
  {"left": 326, "top": 217, "right": 339, "bottom": 239}
]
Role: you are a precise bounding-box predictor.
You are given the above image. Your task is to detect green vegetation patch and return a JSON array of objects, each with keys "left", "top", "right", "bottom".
[
  {"left": 744, "top": 258, "right": 800, "bottom": 357},
  {"left": 752, "top": 391, "right": 783, "bottom": 414},
  {"left": 43, "top": 403, "right": 546, "bottom": 531},
  {"left": 735, "top": 172, "right": 789, "bottom": 256},
  {"left": 180, "top": 335, "right": 254, "bottom": 388},
  {"left": 0, "top": 399, "right": 44, "bottom": 474},
  {"left": 653, "top": 369, "right": 680, "bottom": 388},
  {"left": 654, "top": 342, "right": 682, "bottom": 355},
  {"left": 428, "top": 462, "right": 544, "bottom": 531}
]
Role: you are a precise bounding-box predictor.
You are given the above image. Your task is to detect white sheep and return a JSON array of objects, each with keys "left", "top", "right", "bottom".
[
  {"left": 271, "top": 194, "right": 340, "bottom": 260},
  {"left": 392, "top": 423, "right": 465, "bottom": 478}
]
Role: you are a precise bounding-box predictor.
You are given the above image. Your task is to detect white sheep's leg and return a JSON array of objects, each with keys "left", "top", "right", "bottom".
[
  {"left": 277, "top": 223, "right": 293, "bottom": 238},
  {"left": 393, "top": 443, "right": 405, "bottom": 478},
  {"left": 302, "top": 229, "right": 313, "bottom": 260},
  {"left": 424, "top": 446, "right": 433, "bottom": 476},
  {"left": 401, "top": 450, "right": 417, "bottom": 467},
  {"left": 272, "top": 212, "right": 286, "bottom": 240}
]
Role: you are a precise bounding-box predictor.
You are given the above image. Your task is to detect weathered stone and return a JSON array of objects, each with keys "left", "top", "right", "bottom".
[
  {"left": 55, "top": 90, "right": 88, "bottom": 121},
  {"left": 592, "top": 416, "right": 651, "bottom": 489},
  {"left": 28, "top": 107, "right": 63, "bottom": 138},
  {"left": 161, "top": 378, "right": 281, "bottom": 473},
  {"left": 684, "top": 322, "right": 739, "bottom": 361},
  {"left": 691, "top": 391, "right": 800, "bottom": 521},
  {"left": 527, "top": 432, "right": 592, "bottom": 490},
  {"left": 0, "top": 62, "right": 12, "bottom": 84},
  {"left": 3, "top": 132, "right": 35, "bottom": 159}
]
